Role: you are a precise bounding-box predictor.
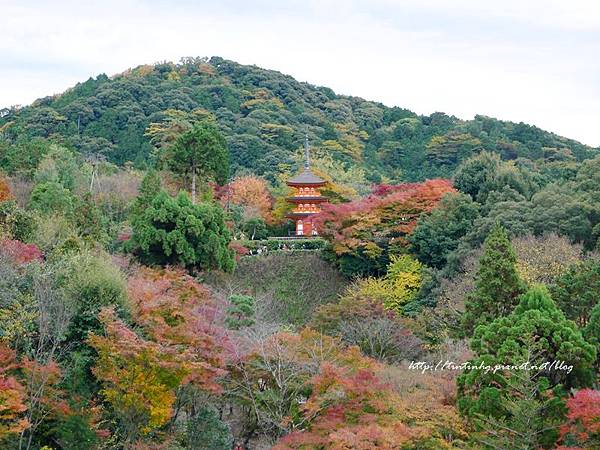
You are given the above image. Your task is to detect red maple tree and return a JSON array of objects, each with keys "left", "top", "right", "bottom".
[
  {"left": 558, "top": 389, "right": 600, "bottom": 449},
  {"left": 314, "top": 179, "right": 455, "bottom": 258}
]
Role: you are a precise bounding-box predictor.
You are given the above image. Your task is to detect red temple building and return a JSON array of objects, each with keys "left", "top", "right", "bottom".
[{"left": 285, "top": 137, "right": 328, "bottom": 236}]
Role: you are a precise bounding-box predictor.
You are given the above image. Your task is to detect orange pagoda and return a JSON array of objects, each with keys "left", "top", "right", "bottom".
[{"left": 285, "top": 137, "right": 328, "bottom": 236}]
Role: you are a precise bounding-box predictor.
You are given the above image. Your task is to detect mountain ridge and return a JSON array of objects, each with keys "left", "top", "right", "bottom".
[{"left": 1, "top": 56, "right": 596, "bottom": 185}]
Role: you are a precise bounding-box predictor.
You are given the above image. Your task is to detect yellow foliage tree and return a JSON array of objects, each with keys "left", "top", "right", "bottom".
[
  {"left": 512, "top": 233, "right": 584, "bottom": 285},
  {"left": 353, "top": 255, "right": 423, "bottom": 312},
  {"left": 88, "top": 309, "right": 180, "bottom": 440},
  {"left": 144, "top": 108, "right": 215, "bottom": 151}
]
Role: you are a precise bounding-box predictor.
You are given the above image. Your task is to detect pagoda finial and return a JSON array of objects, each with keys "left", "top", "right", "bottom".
[{"left": 304, "top": 134, "right": 310, "bottom": 170}]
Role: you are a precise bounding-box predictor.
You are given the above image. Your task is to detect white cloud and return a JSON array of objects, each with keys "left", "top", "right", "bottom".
[{"left": 1, "top": 0, "right": 598, "bottom": 146}]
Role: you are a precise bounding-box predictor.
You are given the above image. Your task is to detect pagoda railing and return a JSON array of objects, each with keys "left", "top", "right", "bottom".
[{"left": 267, "top": 235, "right": 314, "bottom": 240}]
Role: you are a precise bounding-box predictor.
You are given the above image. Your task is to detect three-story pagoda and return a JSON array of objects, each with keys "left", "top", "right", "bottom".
[{"left": 285, "top": 137, "right": 328, "bottom": 236}]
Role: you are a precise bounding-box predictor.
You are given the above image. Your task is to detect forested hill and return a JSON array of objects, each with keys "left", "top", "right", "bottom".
[{"left": 0, "top": 56, "right": 596, "bottom": 183}]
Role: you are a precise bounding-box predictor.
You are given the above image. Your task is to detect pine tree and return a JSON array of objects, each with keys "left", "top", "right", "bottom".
[
  {"left": 225, "top": 294, "right": 255, "bottom": 330},
  {"left": 462, "top": 223, "right": 526, "bottom": 335}
]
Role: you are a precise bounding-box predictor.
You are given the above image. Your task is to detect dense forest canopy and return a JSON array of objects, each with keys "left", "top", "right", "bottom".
[{"left": 1, "top": 56, "right": 596, "bottom": 185}]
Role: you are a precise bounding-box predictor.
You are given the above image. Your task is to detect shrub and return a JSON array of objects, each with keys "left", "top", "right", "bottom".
[
  {"left": 61, "top": 251, "right": 128, "bottom": 346},
  {"left": 28, "top": 181, "right": 74, "bottom": 214}
]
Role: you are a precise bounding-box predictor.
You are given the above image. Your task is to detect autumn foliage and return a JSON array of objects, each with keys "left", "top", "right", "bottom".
[
  {"left": 217, "top": 175, "right": 274, "bottom": 223},
  {"left": 231, "top": 329, "right": 463, "bottom": 449},
  {"left": 0, "top": 344, "right": 69, "bottom": 441},
  {"left": 274, "top": 360, "right": 465, "bottom": 449},
  {"left": 274, "top": 363, "right": 418, "bottom": 450},
  {"left": 0, "top": 344, "right": 28, "bottom": 438},
  {"left": 88, "top": 268, "right": 229, "bottom": 440},
  {"left": 558, "top": 389, "right": 600, "bottom": 449},
  {"left": 314, "top": 179, "right": 455, "bottom": 260},
  {"left": 126, "top": 267, "right": 231, "bottom": 380},
  {"left": 0, "top": 176, "right": 12, "bottom": 203},
  {"left": 0, "top": 239, "right": 43, "bottom": 264}
]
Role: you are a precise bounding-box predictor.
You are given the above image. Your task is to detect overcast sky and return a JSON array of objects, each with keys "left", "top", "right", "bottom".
[{"left": 2, "top": 0, "right": 599, "bottom": 146}]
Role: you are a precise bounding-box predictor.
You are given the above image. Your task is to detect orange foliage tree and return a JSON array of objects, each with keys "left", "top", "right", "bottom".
[
  {"left": 0, "top": 344, "right": 28, "bottom": 439},
  {"left": 0, "top": 176, "right": 12, "bottom": 203},
  {"left": 126, "top": 267, "right": 231, "bottom": 383},
  {"left": 20, "top": 358, "right": 70, "bottom": 446},
  {"left": 217, "top": 175, "right": 273, "bottom": 223},
  {"left": 0, "top": 344, "right": 70, "bottom": 446},
  {"left": 229, "top": 328, "right": 464, "bottom": 448},
  {"left": 274, "top": 360, "right": 466, "bottom": 449},
  {"left": 274, "top": 363, "right": 420, "bottom": 449},
  {"left": 228, "top": 329, "right": 374, "bottom": 438},
  {"left": 88, "top": 268, "right": 229, "bottom": 442}
]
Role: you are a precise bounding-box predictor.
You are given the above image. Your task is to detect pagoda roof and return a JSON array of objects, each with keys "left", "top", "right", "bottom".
[
  {"left": 287, "top": 169, "right": 326, "bottom": 186},
  {"left": 285, "top": 212, "right": 319, "bottom": 218},
  {"left": 287, "top": 196, "right": 327, "bottom": 202}
]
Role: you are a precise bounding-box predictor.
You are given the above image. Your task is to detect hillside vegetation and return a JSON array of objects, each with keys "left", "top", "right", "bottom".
[{"left": 1, "top": 57, "right": 600, "bottom": 449}]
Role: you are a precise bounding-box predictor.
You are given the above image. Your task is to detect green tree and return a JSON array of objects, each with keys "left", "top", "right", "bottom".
[
  {"left": 131, "top": 169, "right": 161, "bottom": 217},
  {"left": 33, "top": 145, "right": 83, "bottom": 191},
  {"left": 0, "top": 138, "right": 51, "bottom": 178},
  {"left": 164, "top": 121, "right": 229, "bottom": 203},
  {"left": 127, "top": 190, "right": 235, "bottom": 271},
  {"left": 458, "top": 286, "right": 596, "bottom": 447},
  {"left": 186, "top": 407, "right": 233, "bottom": 450},
  {"left": 73, "top": 193, "right": 107, "bottom": 244},
  {"left": 61, "top": 251, "right": 128, "bottom": 346},
  {"left": 225, "top": 294, "right": 255, "bottom": 330},
  {"left": 55, "top": 414, "right": 99, "bottom": 450},
  {"left": 241, "top": 217, "right": 268, "bottom": 240},
  {"left": 425, "top": 132, "right": 482, "bottom": 166},
  {"left": 470, "top": 370, "right": 564, "bottom": 450},
  {"left": 584, "top": 302, "right": 600, "bottom": 368},
  {"left": 409, "top": 192, "right": 479, "bottom": 268},
  {"left": 462, "top": 223, "right": 526, "bottom": 334},
  {"left": 0, "top": 201, "right": 34, "bottom": 241},
  {"left": 453, "top": 151, "right": 500, "bottom": 201},
  {"left": 28, "top": 181, "right": 74, "bottom": 215},
  {"left": 551, "top": 259, "right": 600, "bottom": 327}
]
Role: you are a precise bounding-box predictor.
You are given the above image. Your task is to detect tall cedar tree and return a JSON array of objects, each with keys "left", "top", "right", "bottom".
[
  {"left": 165, "top": 121, "right": 229, "bottom": 204},
  {"left": 462, "top": 223, "right": 526, "bottom": 335}
]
